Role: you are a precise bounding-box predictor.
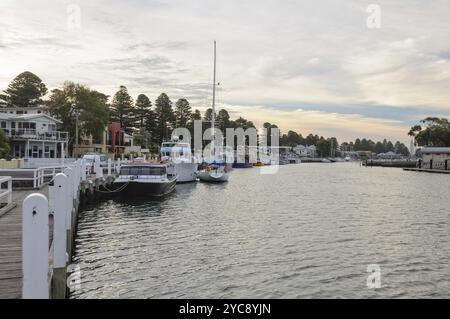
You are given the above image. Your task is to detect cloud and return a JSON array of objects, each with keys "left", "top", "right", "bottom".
[{"left": 1, "top": 0, "right": 450, "bottom": 143}]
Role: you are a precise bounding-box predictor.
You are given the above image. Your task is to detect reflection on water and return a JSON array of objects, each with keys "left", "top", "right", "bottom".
[{"left": 71, "top": 163, "right": 450, "bottom": 298}]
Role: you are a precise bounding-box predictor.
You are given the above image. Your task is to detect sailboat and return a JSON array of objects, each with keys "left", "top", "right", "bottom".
[{"left": 198, "top": 41, "right": 230, "bottom": 183}]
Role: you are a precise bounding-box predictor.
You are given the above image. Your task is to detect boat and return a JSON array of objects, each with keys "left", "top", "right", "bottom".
[
  {"left": 160, "top": 138, "right": 198, "bottom": 183},
  {"left": 198, "top": 161, "right": 229, "bottom": 183},
  {"left": 113, "top": 162, "right": 177, "bottom": 196},
  {"left": 198, "top": 41, "right": 229, "bottom": 183},
  {"left": 232, "top": 162, "right": 253, "bottom": 169}
]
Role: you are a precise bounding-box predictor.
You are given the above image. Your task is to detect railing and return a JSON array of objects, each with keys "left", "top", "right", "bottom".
[
  {"left": 418, "top": 159, "right": 449, "bottom": 170},
  {"left": 4, "top": 129, "right": 69, "bottom": 141},
  {"left": 0, "top": 176, "right": 13, "bottom": 207}
]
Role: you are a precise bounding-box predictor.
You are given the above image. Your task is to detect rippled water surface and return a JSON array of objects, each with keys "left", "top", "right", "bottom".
[{"left": 71, "top": 163, "right": 450, "bottom": 298}]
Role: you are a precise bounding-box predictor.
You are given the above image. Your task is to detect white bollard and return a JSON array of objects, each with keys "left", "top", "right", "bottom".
[
  {"left": 108, "top": 158, "right": 112, "bottom": 176},
  {"left": 22, "top": 193, "right": 49, "bottom": 299},
  {"left": 49, "top": 173, "right": 68, "bottom": 269},
  {"left": 116, "top": 159, "right": 121, "bottom": 174}
]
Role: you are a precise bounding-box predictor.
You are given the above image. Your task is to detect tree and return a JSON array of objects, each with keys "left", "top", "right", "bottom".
[
  {"left": 0, "top": 71, "right": 47, "bottom": 107},
  {"left": 110, "top": 86, "right": 134, "bottom": 133},
  {"left": 174, "top": 98, "right": 192, "bottom": 128},
  {"left": 0, "top": 129, "right": 10, "bottom": 158},
  {"left": 409, "top": 117, "right": 450, "bottom": 147},
  {"left": 47, "top": 82, "right": 109, "bottom": 152},
  {"left": 154, "top": 93, "right": 174, "bottom": 143},
  {"left": 134, "top": 94, "right": 152, "bottom": 129}
]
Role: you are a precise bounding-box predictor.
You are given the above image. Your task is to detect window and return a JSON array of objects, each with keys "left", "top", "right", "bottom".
[{"left": 0, "top": 122, "right": 6, "bottom": 129}]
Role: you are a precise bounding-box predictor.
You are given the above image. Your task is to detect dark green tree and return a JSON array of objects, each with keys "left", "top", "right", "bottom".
[
  {"left": 47, "top": 82, "right": 109, "bottom": 152},
  {"left": 134, "top": 94, "right": 152, "bottom": 129},
  {"left": 110, "top": 86, "right": 134, "bottom": 133},
  {"left": 174, "top": 98, "right": 192, "bottom": 128},
  {"left": 154, "top": 93, "right": 174, "bottom": 143},
  {"left": 409, "top": 117, "right": 450, "bottom": 147},
  {"left": 0, "top": 71, "right": 47, "bottom": 107}
]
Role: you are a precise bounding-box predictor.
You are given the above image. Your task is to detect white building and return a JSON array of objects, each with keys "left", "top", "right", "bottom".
[
  {"left": 293, "top": 145, "right": 317, "bottom": 157},
  {"left": 0, "top": 112, "right": 68, "bottom": 159}
]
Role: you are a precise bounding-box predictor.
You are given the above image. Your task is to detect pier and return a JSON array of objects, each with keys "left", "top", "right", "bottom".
[{"left": 0, "top": 158, "right": 117, "bottom": 299}]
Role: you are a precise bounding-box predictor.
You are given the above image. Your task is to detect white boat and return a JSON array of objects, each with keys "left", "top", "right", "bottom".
[
  {"left": 113, "top": 161, "right": 177, "bottom": 196},
  {"left": 161, "top": 138, "right": 198, "bottom": 183},
  {"left": 198, "top": 162, "right": 229, "bottom": 183},
  {"left": 198, "top": 41, "right": 229, "bottom": 183}
]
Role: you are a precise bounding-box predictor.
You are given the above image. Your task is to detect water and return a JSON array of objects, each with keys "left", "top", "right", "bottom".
[{"left": 71, "top": 163, "right": 450, "bottom": 298}]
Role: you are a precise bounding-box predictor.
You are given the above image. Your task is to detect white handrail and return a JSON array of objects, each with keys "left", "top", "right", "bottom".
[{"left": 0, "top": 176, "right": 13, "bottom": 206}]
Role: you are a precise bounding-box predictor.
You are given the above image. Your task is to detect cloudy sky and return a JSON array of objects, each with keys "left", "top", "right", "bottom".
[{"left": 1, "top": 0, "right": 450, "bottom": 144}]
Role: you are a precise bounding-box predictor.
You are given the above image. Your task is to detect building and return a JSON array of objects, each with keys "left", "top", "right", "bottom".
[
  {"left": 0, "top": 106, "right": 46, "bottom": 115},
  {"left": 0, "top": 112, "right": 68, "bottom": 159},
  {"left": 418, "top": 147, "right": 450, "bottom": 163},
  {"left": 293, "top": 145, "right": 317, "bottom": 157}
]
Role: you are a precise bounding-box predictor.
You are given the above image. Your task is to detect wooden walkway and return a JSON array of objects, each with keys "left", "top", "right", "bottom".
[
  {"left": 403, "top": 168, "right": 450, "bottom": 174},
  {"left": 0, "top": 186, "right": 49, "bottom": 299}
]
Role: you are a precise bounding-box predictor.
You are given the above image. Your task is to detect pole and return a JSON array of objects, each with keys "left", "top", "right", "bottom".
[
  {"left": 75, "top": 109, "right": 79, "bottom": 158},
  {"left": 211, "top": 40, "right": 217, "bottom": 153}
]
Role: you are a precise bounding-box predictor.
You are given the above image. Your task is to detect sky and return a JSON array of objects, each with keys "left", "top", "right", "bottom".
[{"left": 1, "top": 0, "right": 450, "bottom": 145}]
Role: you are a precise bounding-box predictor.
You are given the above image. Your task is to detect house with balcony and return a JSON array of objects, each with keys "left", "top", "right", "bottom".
[{"left": 0, "top": 112, "right": 68, "bottom": 159}]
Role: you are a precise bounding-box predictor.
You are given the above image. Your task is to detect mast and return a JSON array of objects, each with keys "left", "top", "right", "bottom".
[{"left": 212, "top": 40, "right": 217, "bottom": 139}]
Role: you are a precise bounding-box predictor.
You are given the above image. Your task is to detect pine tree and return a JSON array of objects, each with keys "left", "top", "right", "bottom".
[
  {"left": 134, "top": 94, "right": 152, "bottom": 129},
  {"left": 174, "top": 98, "right": 192, "bottom": 128},
  {"left": 110, "top": 86, "right": 134, "bottom": 133},
  {"left": 0, "top": 71, "right": 47, "bottom": 107},
  {"left": 154, "top": 93, "right": 174, "bottom": 143}
]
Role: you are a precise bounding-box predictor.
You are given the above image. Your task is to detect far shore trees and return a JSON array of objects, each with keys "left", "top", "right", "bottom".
[
  {"left": 0, "top": 71, "right": 48, "bottom": 107},
  {"left": 47, "top": 82, "right": 109, "bottom": 152}
]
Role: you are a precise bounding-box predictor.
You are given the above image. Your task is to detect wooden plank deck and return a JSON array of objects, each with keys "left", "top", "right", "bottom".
[{"left": 0, "top": 186, "right": 49, "bottom": 299}]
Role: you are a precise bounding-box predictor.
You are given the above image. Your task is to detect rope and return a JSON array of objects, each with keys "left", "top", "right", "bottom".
[{"left": 94, "top": 181, "right": 130, "bottom": 194}]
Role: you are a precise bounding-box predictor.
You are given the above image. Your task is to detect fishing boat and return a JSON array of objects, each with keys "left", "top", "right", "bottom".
[
  {"left": 198, "top": 41, "right": 229, "bottom": 183},
  {"left": 161, "top": 137, "right": 198, "bottom": 183},
  {"left": 113, "top": 162, "right": 177, "bottom": 196}
]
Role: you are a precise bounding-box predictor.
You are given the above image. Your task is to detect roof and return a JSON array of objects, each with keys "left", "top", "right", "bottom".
[
  {"left": 0, "top": 113, "right": 62, "bottom": 124},
  {"left": 419, "top": 147, "right": 450, "bottom": 154}
]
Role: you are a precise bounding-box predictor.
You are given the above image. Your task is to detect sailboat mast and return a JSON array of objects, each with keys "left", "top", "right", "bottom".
[{"left": 212, "top": 40, "right": 217, "bottom": 137}]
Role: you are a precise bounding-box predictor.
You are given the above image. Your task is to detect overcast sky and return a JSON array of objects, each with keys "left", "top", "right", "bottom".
[{"left": 1, "top": 0, "right": 450, "bottom": 144}]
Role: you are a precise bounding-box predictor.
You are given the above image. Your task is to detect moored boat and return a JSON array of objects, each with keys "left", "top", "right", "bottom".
[
  {"left": 113, "top": 162, "right": 177, "bottom": 196},
  {"left": 161, "top": 138, "right": 198, "bottom": 183}
]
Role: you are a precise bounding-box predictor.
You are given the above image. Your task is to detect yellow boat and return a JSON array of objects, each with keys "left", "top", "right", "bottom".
[{"left": 253, "top": 162, "right": 265, "bottom": 167}]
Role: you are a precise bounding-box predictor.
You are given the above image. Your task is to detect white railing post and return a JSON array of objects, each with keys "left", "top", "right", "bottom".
[
  {"left": 33, "top": 169, "right": 37, "bottom": 188},
  {"left": 116, "top": 159, "right": 121, "bottom": 173},
  {"left": 8, "top": 177, "right": 12, "bottom": 204},
  {"left": 49, "top": 173, "right": 68, "bottom": 269},
  {"left": 49, "top": 173, "right": 68, "bottom": 298},
  {"left": 95, "top": 157, "right": 103, "bottom": 179},
  {"left": 22, "top": 193, "right": 49, "bottom": 299},
  {"left": 108, "top": 158, "right": 112, "bottom": 176},
  {"left": 81, "top": 159, "right": 87, "bottom": 181},
  {"left": 63, "top": 167, "right": 74, "bottom": 231}
]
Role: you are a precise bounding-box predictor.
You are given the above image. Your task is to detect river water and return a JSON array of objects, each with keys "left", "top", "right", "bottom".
[{"left": 71, "top": 163, "right": 450, "bottom": 298}]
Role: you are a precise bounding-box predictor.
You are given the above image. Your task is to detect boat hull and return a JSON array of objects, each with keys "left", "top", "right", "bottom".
[
  {"left": 198, "top": 171, "right": 229, "bottom": 183},
  {"left": 113, "top": 180, "right": 176, "bottom": 197},
  {"left": 174, "top": 162, "right": 198, "bottom": 183}
]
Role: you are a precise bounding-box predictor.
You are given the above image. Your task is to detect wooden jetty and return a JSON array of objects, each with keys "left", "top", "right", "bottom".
[
  {"left": 403, "top": 168, "right": 450, "bottom": 174},
  {"left": 0, "top": 158, "right": 117, "bottom": 299}
]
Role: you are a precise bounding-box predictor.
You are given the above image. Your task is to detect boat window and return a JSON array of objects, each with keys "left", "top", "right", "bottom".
[{"left": 120, "top": 166, "right": 166, "bottom": 176}]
